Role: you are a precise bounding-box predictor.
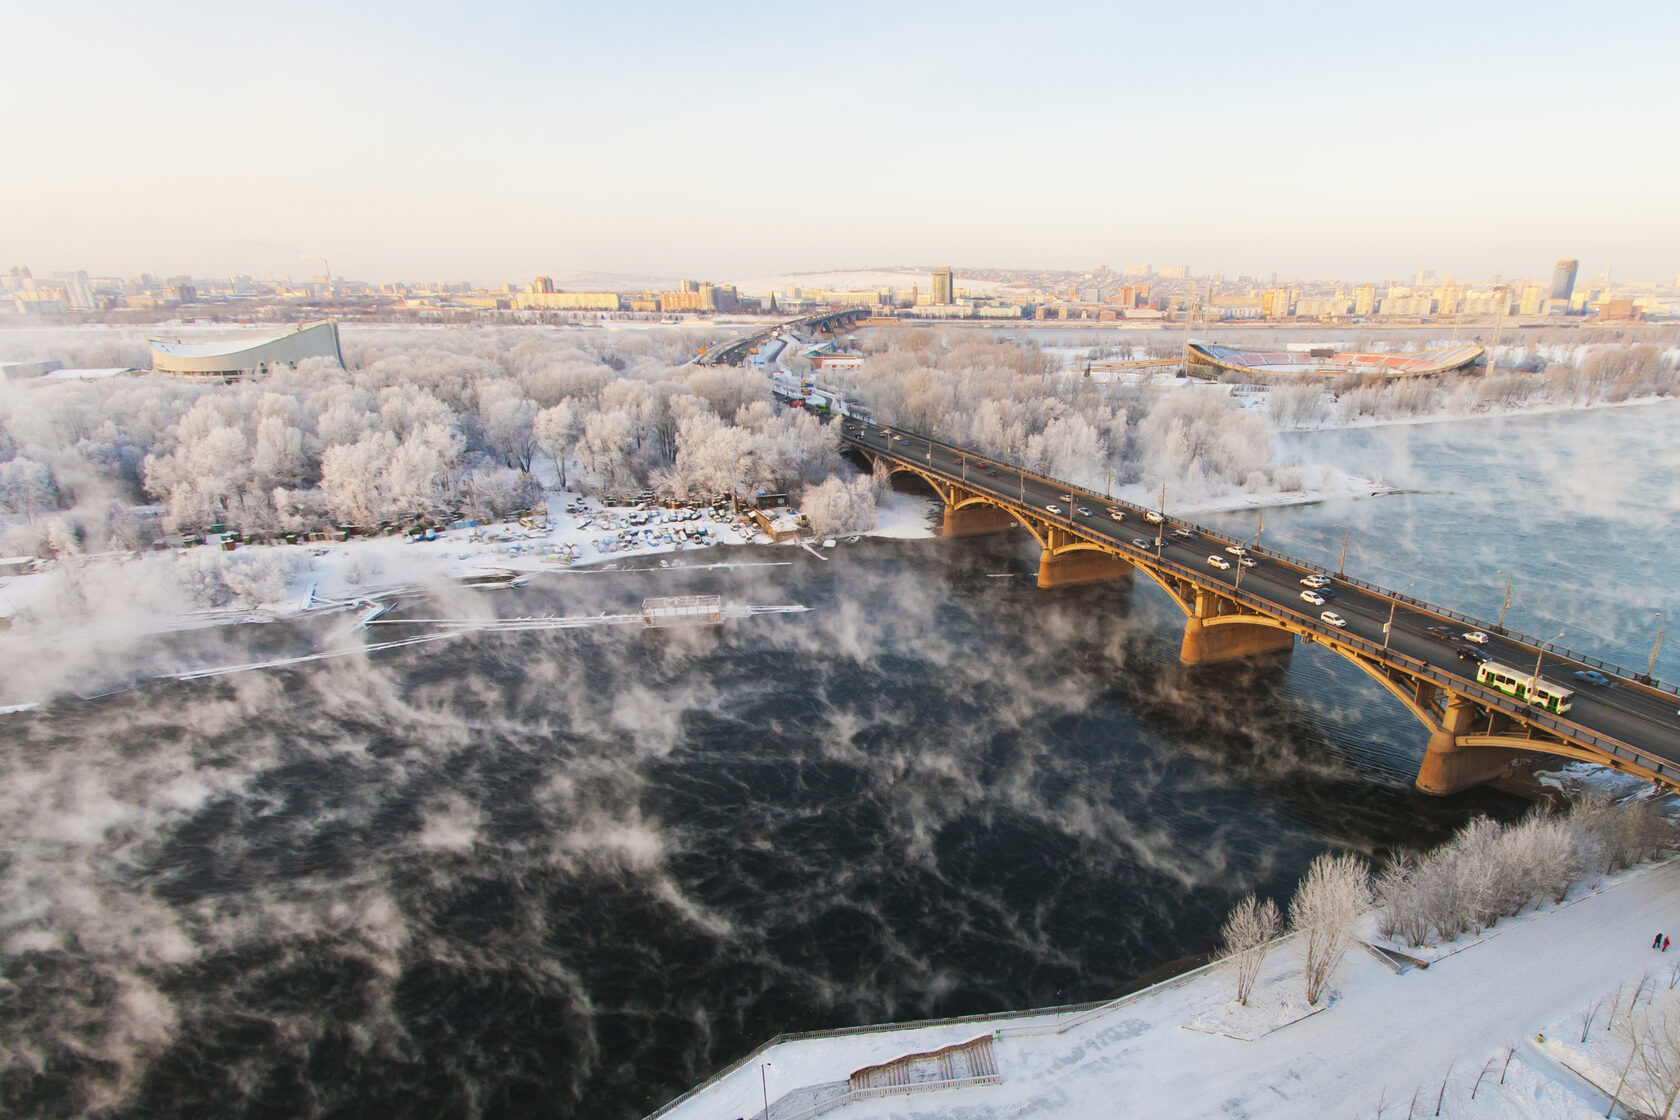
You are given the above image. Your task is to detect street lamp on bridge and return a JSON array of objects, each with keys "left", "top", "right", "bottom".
[
  {"left": 1383, "top": 582, "right": 1417, "bottom": 651},
  {"left": 1646, "top": 614, "right": 1665, "bottom": 684}
]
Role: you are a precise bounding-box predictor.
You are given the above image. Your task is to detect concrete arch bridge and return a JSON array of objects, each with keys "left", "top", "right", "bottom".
[{"left": 843, "top": 422, "right": 1680, "bottom": 798}]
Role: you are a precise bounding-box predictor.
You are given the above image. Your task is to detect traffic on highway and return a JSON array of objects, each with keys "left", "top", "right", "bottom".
[{"left": 842, "top": 419, "right": 1680, "bottom": 777}]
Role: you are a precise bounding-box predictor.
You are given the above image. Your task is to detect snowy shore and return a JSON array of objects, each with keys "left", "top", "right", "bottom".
[{"left": 652, "top": 857, "right": 1680, "bottom": 1120}]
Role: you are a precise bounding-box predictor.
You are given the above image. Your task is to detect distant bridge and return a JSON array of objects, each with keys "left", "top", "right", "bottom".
[
  {"left": 693, "top": 308, "right": 871, "bottom": 367},
  {"left": 843, "top": 422, "right": 1680, "bottom": 797}
]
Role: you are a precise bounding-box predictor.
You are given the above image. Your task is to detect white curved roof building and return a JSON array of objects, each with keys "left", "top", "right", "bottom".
[{"left": 148, "top": 320, "right": 344, "bottom": 377}]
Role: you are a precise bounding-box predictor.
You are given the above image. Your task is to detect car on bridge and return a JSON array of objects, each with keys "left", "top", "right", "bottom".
[
  {"left": 1462, "top": 631, "right": 1490, "bottom": 645},
  {"left": 1457, "top": 647, "right": 1491, "bottom": 663},
  {"left": 1108, "top": 508, "right": 1125, "bottom": 521},
  {"left": 1133, "top": 537, "right": 1154, "bottom": 549},
  {"left": 1300, "top": 590, "right": 1327, "bottom": 606},
  {"left": 1144, "top": 511, "right": 1164, "bottom": 523},
  {"left": 1321, "top": 611, "right": 1347, "bottom": 628},
  {"left": 1226, "top": 545, "right": 1247, "bottom": 556},
  {"left": 1573, "top": 669, "right": 1612, "bottom": 687},
  {"left": 1300, "top": 574, "right": 1332, "bottom": 589},
  {"left": 1077, "top": 506, "right": 1093, "bottom": 517},
  {"left": 1207, "top": 555, "right": 1231, "bottom": 570},
  {"left": 1426, "top": 625, "right": 1457, "bottom": 640},
  {"left": 1045, "top": 504, "right": 1062, "bottom": 514},
  {"left": 1172, "top": 528, "right": 1194, "bottom": 539},
  {"left": 1238, "top": 557, "right": 1258, "bottom": 569}
]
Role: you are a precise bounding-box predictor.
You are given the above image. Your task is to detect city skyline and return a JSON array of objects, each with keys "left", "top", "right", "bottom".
[{"left": 3, "top": 1, "right": 1677, "bottom": 283}]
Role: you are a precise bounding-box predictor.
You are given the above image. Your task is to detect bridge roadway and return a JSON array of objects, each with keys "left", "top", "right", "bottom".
[
  {"left": 842, "top": 420, "right": 1680, "bottom": 797},
  {"left": 694, "top": 308, "right": 871, "bottom": 366}
]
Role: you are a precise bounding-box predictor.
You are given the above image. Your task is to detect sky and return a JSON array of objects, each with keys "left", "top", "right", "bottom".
[{"left": 2, "top": 0, "right": 1676, "bottom": 286}]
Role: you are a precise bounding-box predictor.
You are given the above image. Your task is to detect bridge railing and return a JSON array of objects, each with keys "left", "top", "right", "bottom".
[{"left": 846, "top": 426, "right": 1679, "bottom": 700}]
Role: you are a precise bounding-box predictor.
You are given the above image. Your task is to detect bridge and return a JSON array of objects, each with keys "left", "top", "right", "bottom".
[
  {"left": 694, "top": 308, "right": 872, "bottom": 367},
  {"left": 842, "top": 422, "right": 1680, "bottom": 798}
]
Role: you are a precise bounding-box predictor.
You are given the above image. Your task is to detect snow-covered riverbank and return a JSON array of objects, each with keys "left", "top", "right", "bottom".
[{"left": 653, "top": 857, "right": 1680, "bottom": 1120}]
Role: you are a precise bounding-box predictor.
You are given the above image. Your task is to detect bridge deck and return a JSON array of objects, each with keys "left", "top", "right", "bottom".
[{"left": 841, "top": 422, "right": 1680, "bottom": 789}]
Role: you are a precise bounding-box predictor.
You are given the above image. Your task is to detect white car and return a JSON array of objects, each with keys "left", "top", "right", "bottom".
[
  {"left": 1207, "top": 555, "right": 1232, "bottom": 570},
  {"left": 1300, "top": 590, "right": 1326, "bottom": 606},
  {"left": 1300, "top": 575, "right": 1331, "bottom": 588},
  {"left": 1320, "top": 611, "right": 1347, "bottom": 628},
  {"left": 1238, "top": 557, "right": 1258, "bottom": 569},
  {"left": 1109, "top": 510, "right": 1126, "bottom": 522},
  {"left": 1045, "top": 504, "right": 1062, "bottom": 514},
  {"left": 1226, "top": 545, "right": 1247, "bottom": 556},
  {"left": 1462, "top": 631, "right": 1489, "bottom": 645},
  {"left": 1144, "top": 511, "right": 1164, "bottom": 523}
]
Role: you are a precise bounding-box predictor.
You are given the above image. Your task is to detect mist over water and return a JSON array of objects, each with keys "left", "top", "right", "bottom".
[{"left": 11, "top": 403, "right": 1671, "bottom": 1119}]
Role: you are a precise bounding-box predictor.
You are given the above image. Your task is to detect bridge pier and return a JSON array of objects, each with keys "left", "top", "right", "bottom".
[
  {"left": 1179, "top": 615, "right": 1295, "bottom": 664},
  {"left": 1415, "top": 694, "right": 1520, "bottom": 796},
  {"left": 1037, "top": 548, "right": 1132, "bottom": 589},
  {"left": 1178, "top": 589, "right": 1294, "bottom": 664},
  {"left": 942, "top": 503, "right": 1018, "bottom": 538}
]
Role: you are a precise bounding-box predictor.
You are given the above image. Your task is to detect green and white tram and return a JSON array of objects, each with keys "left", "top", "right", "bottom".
[{"left": 1475, "top": 661, "right": 1575, "bottom": 714}]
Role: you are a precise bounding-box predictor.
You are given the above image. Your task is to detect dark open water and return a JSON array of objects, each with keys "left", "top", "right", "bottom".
[{"left": 6, "top": 401, "right": 1674, "bottom": 1120}]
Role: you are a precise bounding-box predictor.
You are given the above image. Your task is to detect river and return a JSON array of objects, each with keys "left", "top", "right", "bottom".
[{"left": 2, "top": 401, "right": 1674, "bottom": 1120}]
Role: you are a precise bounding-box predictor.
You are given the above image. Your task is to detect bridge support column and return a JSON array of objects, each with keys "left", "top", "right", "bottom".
[
  {"left": 1415, "top": 694, "right": 1518, "bottom": 796},
  {"left": 942, "top": 503, "right": 1018, "bottom": 538},
  {"left": 1179, "top": 589, "right": 1294, "bottom": 664},
  {"left": 1036, "top": 549, "right": 1131, "bottom": 589},
  {"left": 1179, "top": 615, "right": 1295, "bottom": 664}
]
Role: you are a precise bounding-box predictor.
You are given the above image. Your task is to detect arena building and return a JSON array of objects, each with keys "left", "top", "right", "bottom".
[
  {"left": 148, "top": 320, "right": 344, "bottom": 378},
  {"left": 1186, "top": 341, "right": 1484, "bottom": 380}
]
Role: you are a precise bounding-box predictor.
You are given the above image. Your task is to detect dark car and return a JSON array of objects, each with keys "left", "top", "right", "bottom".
[
  {"left": 1456, "top": 646, "right": 1490, "bottom": 664},
  {"left": 1426, "top": 625, "right": 1456, "bottom": 640}
]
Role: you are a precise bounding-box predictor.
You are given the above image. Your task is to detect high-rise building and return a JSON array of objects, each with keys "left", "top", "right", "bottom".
[
  {"left": 1353, "top": 285, "right": 1376, "bottom": 316},
  {"left": 1519, "top": 285, "right": 1545, "bottom": 316},
  {"left": 932, "top": 267, "right": 954, "bottom": 305},
  {"left": 533, "top": 275, "right": 555, "bottom": 294},
  {"left": 1157, "top": 265, "right": 1190, "bottom": 279},
  {"left": 1550, "top": 259, "right": 1578, "bottom": 302}
]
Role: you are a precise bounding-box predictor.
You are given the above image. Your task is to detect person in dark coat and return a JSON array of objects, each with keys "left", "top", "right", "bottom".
[
  {"left": 1658, "top": 932, "right": 1665, "bottom": 949},
  {"left": 1666, "top": 937, "right": 1671, "bottom": 953}
]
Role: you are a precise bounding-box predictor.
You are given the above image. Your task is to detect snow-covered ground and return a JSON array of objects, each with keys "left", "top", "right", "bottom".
[{"left": 653, "top": 858, "right": 1680, "bottom": 1120}]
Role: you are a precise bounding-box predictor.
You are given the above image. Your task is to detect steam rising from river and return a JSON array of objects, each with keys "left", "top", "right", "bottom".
[{"left": 0, "top": 532, "right": 1518, "bottom": 1119}]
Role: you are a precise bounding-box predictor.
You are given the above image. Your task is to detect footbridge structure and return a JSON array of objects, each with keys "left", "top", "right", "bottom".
[
  {"left": 695, "top": 308, "right": 871, "bottom": 367},
  {"left": 842, "top": 421, "right": 1680, "bottom": 798}
]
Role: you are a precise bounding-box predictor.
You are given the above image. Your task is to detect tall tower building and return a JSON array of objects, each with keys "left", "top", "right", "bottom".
[
  {"left": 1550, "top": 259, "right": 1579, "bottom": 302},
  {"left": 533, "top": 276, "right": 555, "bottom": 294},
  {"left": 932, "top": 267, "right": 954, "bottom": 305}
]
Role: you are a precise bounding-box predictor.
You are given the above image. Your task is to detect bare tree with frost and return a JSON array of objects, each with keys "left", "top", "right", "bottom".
[
  {"left": 1288, "top": 852, "right": 1371, "bottom": 1006},
  {"left": 1218, "top": 894, "right": 1280, "bottom": 1006}
]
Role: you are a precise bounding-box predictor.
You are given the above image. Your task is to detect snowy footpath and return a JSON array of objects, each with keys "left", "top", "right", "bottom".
[{"left": 653, "top": 859, "right": 1680, "bottom": 1120}]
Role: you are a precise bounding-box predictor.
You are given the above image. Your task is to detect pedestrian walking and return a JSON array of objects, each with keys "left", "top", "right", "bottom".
[
  {"left": 1665, "top": 937, "right": 1671, "bottom": 953},
  {"left": 1657, "top": 932, "right": 1665, "bottom": 949}
]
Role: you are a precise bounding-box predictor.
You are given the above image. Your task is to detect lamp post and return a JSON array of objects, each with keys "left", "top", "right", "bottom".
[
  {"left": 1337, "top": 530, "right": 1350, "bottom": 579},
  {"left": 761, "top": 1060, "right": 772, "bottom": 1120},
  {"left": 1383, "top": 583, "right": 1417, "bottom": 652},
  {"left": 1533, "top": 630, "right": 1565, "bottom": 707},
  {"left": 1648, "top": 614, "right": 1666, "bottom": 683},
  {"left": 1496, "top": 572, "right": 1514, "bottom": 632}
]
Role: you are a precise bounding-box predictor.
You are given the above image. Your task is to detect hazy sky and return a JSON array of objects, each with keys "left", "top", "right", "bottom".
[{"left": 3, "top": 0, "right": 1676, "bottom": 285}]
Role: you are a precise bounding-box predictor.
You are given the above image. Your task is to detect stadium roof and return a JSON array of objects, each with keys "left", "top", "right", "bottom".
[{"left": 147, "top": 320, "right": 344, "bottom": 376}]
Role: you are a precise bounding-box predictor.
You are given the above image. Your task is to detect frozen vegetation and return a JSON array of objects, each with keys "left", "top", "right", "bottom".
[{"left": 0, "top": 324, "right": 1673, "bottom": 652}]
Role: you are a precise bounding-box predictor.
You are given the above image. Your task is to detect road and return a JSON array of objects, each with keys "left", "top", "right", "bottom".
[{"left": 843, "top": 420, "right": 1680, "bottom": 775}]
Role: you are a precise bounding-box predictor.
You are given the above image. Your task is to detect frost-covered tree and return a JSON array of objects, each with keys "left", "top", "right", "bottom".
[
  {"left": 0, "top": 456, "right": 59, "bottom": 519},
  {"left": 801, "top": 475, "right": 879, "bottom": 537},
  {"left": 1288, "top": 852, "right": 1370, "bottom": 1005},
  {"left": 1218, "top": 894, "right": 1281, "bottom": 1006}
]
